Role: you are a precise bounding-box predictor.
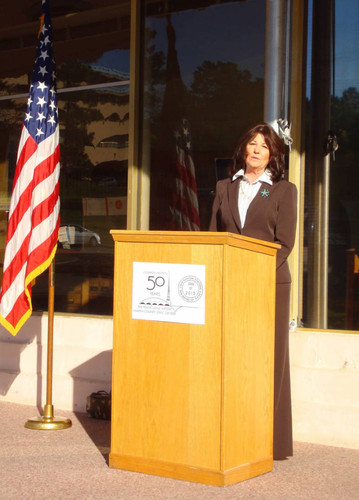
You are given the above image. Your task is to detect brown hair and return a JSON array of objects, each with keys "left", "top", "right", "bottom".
[{"left": 231, "top": 123, "right": 285, "bottom": 182}]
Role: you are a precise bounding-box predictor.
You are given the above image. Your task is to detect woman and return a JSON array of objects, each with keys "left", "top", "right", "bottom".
[{"left": 209, "top": 123, "right": 297, "bottom": 460}]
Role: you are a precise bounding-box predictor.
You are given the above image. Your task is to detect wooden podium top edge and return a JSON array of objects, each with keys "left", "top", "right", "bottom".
[{"left": 110, "top": 230, "right": 280, "bottom": 255}]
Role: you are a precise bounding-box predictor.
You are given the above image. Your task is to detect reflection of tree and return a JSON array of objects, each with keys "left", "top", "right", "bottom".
[
  {"left": 0, "top": 75, "right": 31, "bottom": 189},
  {"left": 332, "top": 87, "right": 359, "bottom": 161},
  {"left": 187, "top": 61, "right": 263, "bottom": 208},
  {"left": 329, "top": 87, "right": 359, "bottom": 203},
  {"left": 189, "top": 61, "right": 263, "bottom": 153},
  {"left": 0, "top": 74, "right": 31, "bottom": 139},
  {"left": 143, "top": 27, "right": 166, "bottom": 124},
  {"left": 142, "top": 25, "right": 265, "bottom": 228},
  {"left": 0, "top": 102, "right": 24, "bottom": 135},
  {"left": 0, "top": 74, "right": 30, "bottom": 99}
]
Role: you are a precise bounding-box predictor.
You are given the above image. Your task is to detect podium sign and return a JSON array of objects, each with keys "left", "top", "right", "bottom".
[
  {"left": 110, "top": 231, "right": 278, "bottom": 486},
  {"left": 131, "top": 261, "right": 205, "bottom": 324}
]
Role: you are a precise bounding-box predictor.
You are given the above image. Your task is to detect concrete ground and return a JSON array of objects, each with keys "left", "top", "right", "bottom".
[{"left": 1, "top": 400, "right": 358, "bottom": 500}]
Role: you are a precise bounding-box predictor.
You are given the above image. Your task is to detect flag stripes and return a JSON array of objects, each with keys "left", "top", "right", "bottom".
[
  {"left": 0, "top": 0, "right": 60, "bottom": 335},
  {"left": 163, "top": 17, "right": 200, "bottom": 232},
  {"left": 169, "top": 118, "right": 200, "bottom": 231},
  {"left": 170, "top": 155, "right": 200, "bottom": 230}
]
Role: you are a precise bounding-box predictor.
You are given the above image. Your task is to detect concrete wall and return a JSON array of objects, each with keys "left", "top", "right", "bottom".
[
  {"left": 0, "top": 314, "right": 358, "bottom": 449},
  {"left": 0, "top": 313, "right": 113, "bottom": 412},
  {"left": 291, "top": 329, "right": 359, "bottom": 450}
]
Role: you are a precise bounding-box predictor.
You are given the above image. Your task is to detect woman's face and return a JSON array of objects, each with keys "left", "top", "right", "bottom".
[{"left": 245, "top": 133, "right": 270, "bottom": 172}]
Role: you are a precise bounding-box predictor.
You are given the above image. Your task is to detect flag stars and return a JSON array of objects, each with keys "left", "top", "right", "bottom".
[
  {"left": 37, "top": 81, "right": 47, "bottom": 92},
  {"left": 37, "top": 96, "right": 47, "bottom": 107},
  {"left": 40, "top": 50, "right": 49, "bottom": 61},
  {"left": 37, "top": 111, "right": 46, "bottom": 122},
  {"left": 42, "top": 36, "right": 50, "bottom": 46},
  {"left": 35, "top": 128, "right": 44, "bottom": 137},
  {"left": 20, "top": 6, "right": 58, "bottom": 145},
  {"left": 38, "top": 66, "right": 48, "bottom": 76}
]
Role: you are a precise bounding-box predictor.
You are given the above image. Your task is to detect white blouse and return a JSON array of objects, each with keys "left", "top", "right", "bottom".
[{"left": 232, "top": 168, "right": 272, "bottom": 227}]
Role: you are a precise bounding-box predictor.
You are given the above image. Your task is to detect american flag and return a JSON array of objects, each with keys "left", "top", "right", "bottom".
[
  {"left": 164, "top": 16, "right": 200, "bottom": 231},
  {"left": 170, "top": 118, "right": 200, "bottom": 230},
  {"left": 0, "top": 0, "right": 60, "bottom": 336}
]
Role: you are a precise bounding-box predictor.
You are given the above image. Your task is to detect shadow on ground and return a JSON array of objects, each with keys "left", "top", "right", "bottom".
[{"left": 75, "top": 411, "right": 111, "bottom": 464}]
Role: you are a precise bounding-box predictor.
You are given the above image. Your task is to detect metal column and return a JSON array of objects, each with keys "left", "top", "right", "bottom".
[{"left": 264, "top": 0, "right": 289, "bottom": 123}]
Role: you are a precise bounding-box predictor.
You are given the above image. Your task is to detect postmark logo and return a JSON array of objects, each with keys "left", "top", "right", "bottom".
[{"left": 178, "top": 275, "right": 203, "bottom": 303}]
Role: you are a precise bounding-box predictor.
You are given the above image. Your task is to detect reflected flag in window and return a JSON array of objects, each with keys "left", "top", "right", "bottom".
[
  {"left": 164, "top": 16, "right": 200, "bottom": 231},
  {"left": 0, "top": 0, "right": 60, "bottom": 335},
  {"left": 171, "top": 117, "right": 200, "bottom": 230}
]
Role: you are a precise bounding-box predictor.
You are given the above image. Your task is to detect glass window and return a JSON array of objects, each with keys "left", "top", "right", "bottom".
[
  {"left": 303, "top": 0, "right": 359, "bottom": 330},
  {"left": 0, "top": 1, "right": 130, "bottom": 315},
  {"left": 140, "top": 0, "right": 266, "bottom": 231}
]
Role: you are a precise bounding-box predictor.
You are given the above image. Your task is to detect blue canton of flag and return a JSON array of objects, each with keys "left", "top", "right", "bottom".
[{"left": 25, "top": 0, "right": 58, "bottom": 144}]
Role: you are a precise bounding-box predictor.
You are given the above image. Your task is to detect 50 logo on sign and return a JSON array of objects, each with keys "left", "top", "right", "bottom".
[{"left": 146, "top": 275, "right": 166, "bottom": 291}]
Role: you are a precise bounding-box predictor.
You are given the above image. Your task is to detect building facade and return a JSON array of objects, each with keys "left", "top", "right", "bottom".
[
  {"left": 0, "top": 1, "right": 359, "bottom": 445},
  {"left": 2, "top": 0, "right": 358, "bottom": 332}
]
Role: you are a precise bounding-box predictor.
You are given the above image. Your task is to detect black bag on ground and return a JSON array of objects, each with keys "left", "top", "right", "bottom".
[{"left": 86, "top": 390, "right": 111, "bottom": 420}]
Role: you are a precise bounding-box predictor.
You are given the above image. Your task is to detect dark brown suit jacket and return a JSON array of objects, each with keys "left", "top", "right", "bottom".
[{"left": 209, "top": 177, "right": 297, "bottom": 283}]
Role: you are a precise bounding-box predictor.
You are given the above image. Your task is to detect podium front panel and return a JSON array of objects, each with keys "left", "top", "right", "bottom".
[
  {"left": 110, "top": 231, "right": 277, "bottom": 485},
  {"left": 111, "top": 241, "right": 224, "bottom": 469}
]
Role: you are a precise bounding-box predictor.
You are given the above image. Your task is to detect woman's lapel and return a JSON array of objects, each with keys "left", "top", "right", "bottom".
[{"left": 228, "top": 178, "right": 242, "bottom": 232}]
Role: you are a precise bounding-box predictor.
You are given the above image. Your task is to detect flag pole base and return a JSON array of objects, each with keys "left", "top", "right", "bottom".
[{"left": 25, "top": 404, "right": 72, "bottom": 431}]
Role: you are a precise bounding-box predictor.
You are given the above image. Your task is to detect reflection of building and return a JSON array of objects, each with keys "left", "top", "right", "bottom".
[
  {"left": 82, "top": 66, "right": 129, "bottom": 167},
  {"left": 0, "top": 0, "right": 359, "bottom": 451}
]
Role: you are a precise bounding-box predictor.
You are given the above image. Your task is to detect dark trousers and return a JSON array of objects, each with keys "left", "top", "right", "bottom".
[{"left": 273, "top": 282, "right": 293, "bottom": 459}]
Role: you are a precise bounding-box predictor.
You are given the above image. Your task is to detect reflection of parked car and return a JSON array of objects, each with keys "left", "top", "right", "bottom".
[
  {"left": 91, "top": 160, "right": 128, "bottom": 188},
  {"left": 59, "top": 224, "right": 101, "bottom": 248}
]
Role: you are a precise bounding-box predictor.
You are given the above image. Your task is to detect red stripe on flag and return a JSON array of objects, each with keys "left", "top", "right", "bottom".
[
  {"left": 1, "top": 286, "right": 32, "bottom": 334},
  {"left": 172, "top": 191, "right": 200, "bottom": 226},
  {"left": 12, "top": 130, "right": 37, "bottom": 187},
  {"left": 31, "top": 180, "right": 59, "bottom": 228},
  {"left": 33, "top": 144, "right": 60, "bottom": 184},
  {"left": 5, "top": 142, "right": 59, "bottom": 246},
  {"left": 1, "top": 222, "right": 60, "bottom": 332},
  {"left": 0, "top": 234, "right": 31, "bottom": 293},
  {"left": 27, "top": 218, "right": 60, "bottom": 279},
  {"left": 170, "top": 155, "right": 200, "bottom": 230}
]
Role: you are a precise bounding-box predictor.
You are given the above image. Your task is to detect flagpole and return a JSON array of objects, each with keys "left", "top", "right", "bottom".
[
  {"left": 0, "top": 0, "right": 70, "bottom": 428},
  {"left": 25, "top": 261, "right": 72, "bottom": 430}
]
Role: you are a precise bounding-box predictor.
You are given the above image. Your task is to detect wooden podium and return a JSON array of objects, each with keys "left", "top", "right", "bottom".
[{"left": 110, "top": 230, "right": 278, "bottom": 486}]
